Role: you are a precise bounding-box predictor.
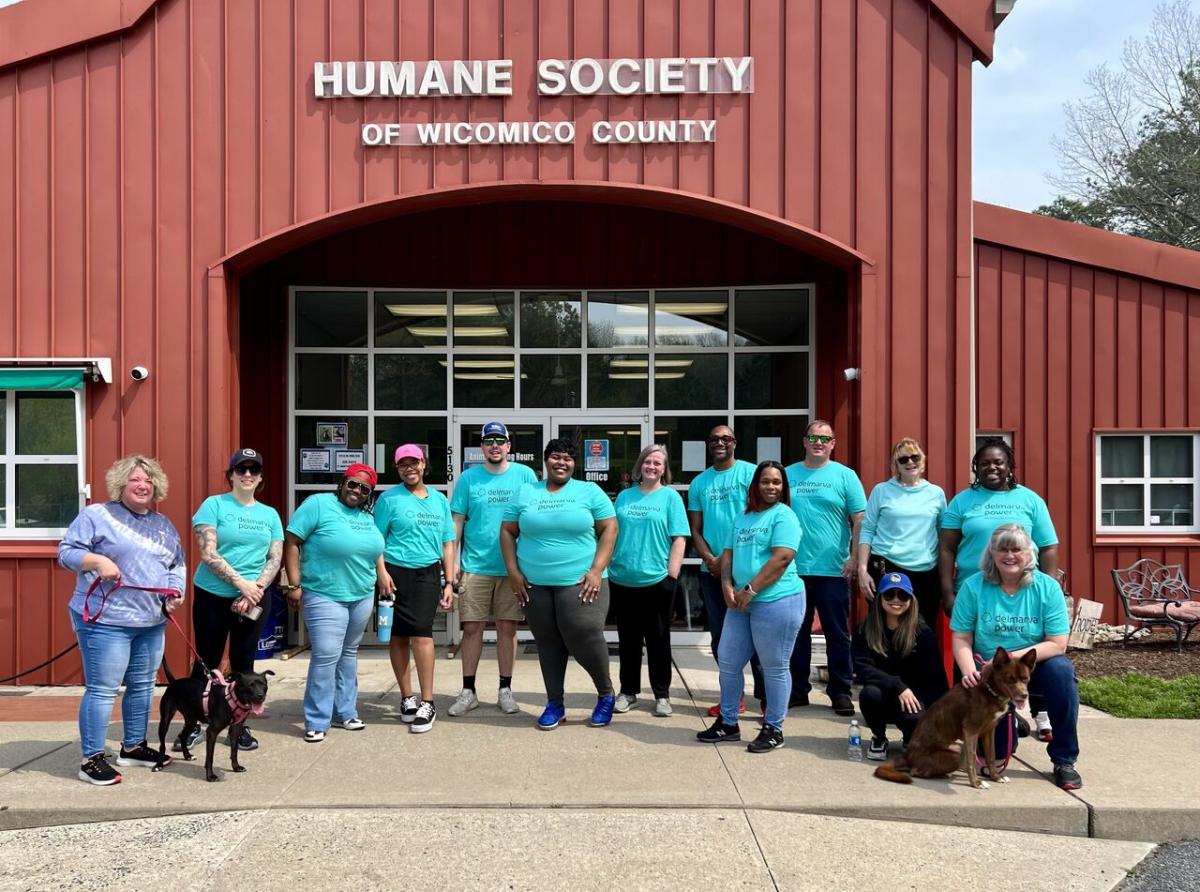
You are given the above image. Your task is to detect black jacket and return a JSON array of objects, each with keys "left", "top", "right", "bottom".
[{"left": 852, "top": 622, "right": 949, "bottom": 707}]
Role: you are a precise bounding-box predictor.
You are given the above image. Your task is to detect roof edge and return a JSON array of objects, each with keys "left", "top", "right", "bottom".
[
  {"left": 931, "top": 0, "right": 997, "bottom": 65},
  {"left": 973, "top": 201, "right": 1200, "bottom": 292},
  {"left": 0, "top": 0, "right": 157, "bottom": 70}
]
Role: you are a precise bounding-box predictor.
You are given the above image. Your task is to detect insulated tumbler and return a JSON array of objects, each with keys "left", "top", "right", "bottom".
[{"left": 376, "top": 597, "right": 395, "bottom": 644}]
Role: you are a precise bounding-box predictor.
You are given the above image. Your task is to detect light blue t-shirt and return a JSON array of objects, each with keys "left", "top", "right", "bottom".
[
  {"left": 725, "top": 503, "right": 804, "bottom": 604},
  {"left": 191, "top": 494, "right": 284, "bottom": 597},
  {"left": 687, "top": 460, "right": 756, "bottom": 574},
  {"left": 286, "top": 493, "right": 385, "bottom": 603},
  {"left": 860, "top": 478, "right": 947, "bottom": 573},
  {"left": 950, "top": 570, "right": 1070, "bottom": 659},
  {"left": 503, "top": 479, "right": 616, "bottom": 587},
  {"left": 609, "top": 486, "right": 690, "bottom": 587},
  {"left": 450, "top": 463, "right": 538, "bottom": 576},
  {"left": 373, "top": 486, "right": 456, "bottom": 569},
  {"left": 785, "top": 460, "right": 868, "bottom": 576},
  {"left": 942, "top": 485, "right": 1058, "bottom": 591}
]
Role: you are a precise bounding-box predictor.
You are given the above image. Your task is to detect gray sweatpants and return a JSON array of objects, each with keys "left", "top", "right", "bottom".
[{"left": 525, "top": 581, "right": 613, "bottom": 705}]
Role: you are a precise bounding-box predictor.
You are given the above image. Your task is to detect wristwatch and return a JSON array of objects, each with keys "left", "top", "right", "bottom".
[{"left": 279, "top": 583, "right": 302, "bottom": 593}]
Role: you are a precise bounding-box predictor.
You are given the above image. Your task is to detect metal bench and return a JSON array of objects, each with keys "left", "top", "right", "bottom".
[{"left": 1111, "top": 559, "right": 1200, "bottom": 652}]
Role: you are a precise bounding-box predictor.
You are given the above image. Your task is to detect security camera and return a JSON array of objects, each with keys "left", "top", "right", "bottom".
[
  {"left": 843, "top": 367, "right": 860, "bottom": 382},
  {"left": 130, "top": 366, "right": 149, "bottom": 381}
]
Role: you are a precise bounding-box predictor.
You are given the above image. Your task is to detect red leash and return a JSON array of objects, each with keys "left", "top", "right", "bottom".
[
  {"left": 84, "top": 576, "right": 209, "bottom": 675},
  {"left": 972, "top": 652, "right": 1015, "bottom": 776}
]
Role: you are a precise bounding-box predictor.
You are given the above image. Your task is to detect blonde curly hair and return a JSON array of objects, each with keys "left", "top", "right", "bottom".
[{"left": 105, "top": 454, "right": 169, "bottom": 503}]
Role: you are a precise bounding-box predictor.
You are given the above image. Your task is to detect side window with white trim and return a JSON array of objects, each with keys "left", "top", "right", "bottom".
[{"left": 1096, "top": 433, "right": 1199, "bottom": 533}]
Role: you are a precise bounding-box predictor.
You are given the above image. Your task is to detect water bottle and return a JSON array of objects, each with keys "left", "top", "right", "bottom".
[
  {"left": 847, "top": 719, "right": 863, "bottom": 762},
  {"left": 376, "top": 596, "right": 395, "bottom": 644}
]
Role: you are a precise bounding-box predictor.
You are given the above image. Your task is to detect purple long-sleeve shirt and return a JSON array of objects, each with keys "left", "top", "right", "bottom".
[{"left": 58, "top": 502, "right": 187, "bottom": 627}]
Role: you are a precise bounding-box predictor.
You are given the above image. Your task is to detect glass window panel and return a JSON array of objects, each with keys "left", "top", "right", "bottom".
[
  {"left": 587, "top": 291, "right": 649, "bottom": 347},
  {"left": 374, "top": 291, "right": 447, "bottom": 347},
  {"left": 0, "top": 396, "right": 6, "bottom": 452},
  {"left": 375, "top": 355, "right": 447, "bottom": 411},
  {"left": 460, "top": 421, "right": 543, "bottom": 479},
  {"left": 672, "top": 564, "right": 705, "bottom": 630},
  {"left": 521, "top": 291, "right": 582, "bottom": 348},
  {"left": 16, "top": 393, "right": 76, "bottom": 454},
  {"left": 295, "top": 354, "right": 367, "bottom": 410},
  {"left": 295, "top": 291, "right": 368, "bottom": 348},
  {"left": 652, "top": 415, "right": 728, "bottom": 486},
  {"left": 1100, "top": 483, "right": 1143, "bottom": 527},
  {"left": 1100, "top": 436, "right": 1143, "bottom": 478},
  {"left": 1150, "top": 436, "right": 1193, "bottom": 478},
  {"left": 588, "top": 355, "right": 649, "bottom": 408},
  {"left": 734, "top": 353, "right": 809, "bottom": 410},
  {"left": 16, "top": 464, "right": 78, "bottom": 528},
  {"left": 0, "top": 470, "right": 5, "bottom": 526},
  {"left": 733, "top": 288, "right": 809, "bottom": 346},
  {"left": 553, "top": 421, "right": 642, "bottom": 497},
  {"left": 736, "top": 414, "right": 811, "bottom": 467},
  {"left": 293, "top": 416, "right": 370, "bottom": 487},
  {"left": 654, "top": 289, "right": 728, "bottom": 347},
  {"left": 452, "top": 354, "right": 515, "bottom": 408},
  {"left": 1150, "top": 484, "right": 1193, "bottom": 526},
  {"left": 376, "top": 416, "right": 449, "bottom": 486},
  {"left": 655, "top": 353, "right": 727, "bottom": 410},
  {"left": 453, "top": 291, "right": 515, "bottom": 347},
  {"left": 521, "top": 355, "right": 581, "bottom": 408}
]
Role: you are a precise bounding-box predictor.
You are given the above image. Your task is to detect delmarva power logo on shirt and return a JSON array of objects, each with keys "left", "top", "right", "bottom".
[
  {"left": 981, "top": 609, "right": 1042, "bottom": 639},
  {"left": 704, "top": 483, "right": 739, "bottom": 505},
  {"left": 736, "top": 524, "right": 769, "bottom": 544}
]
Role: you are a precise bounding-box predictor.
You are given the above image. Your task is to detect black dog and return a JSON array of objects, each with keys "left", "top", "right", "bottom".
[{"left": 155, "top": 663, "right": 274, "bottom": 782}]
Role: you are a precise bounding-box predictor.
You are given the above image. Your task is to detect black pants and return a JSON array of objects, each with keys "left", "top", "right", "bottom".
[
  {"left": 858, "top": 683, "right": 924, "bottom": 743},
  {"left": 866, "top": 555, "right": 942, "bottom": 634},
  {"left": 189, "top": 585, "right": 266, "bottom": 681},
  {"left": 611, "top": 577, "right": 675, "bottom": 700}
]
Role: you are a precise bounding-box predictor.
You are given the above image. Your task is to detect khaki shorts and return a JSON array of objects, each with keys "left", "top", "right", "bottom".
[{"left": 458, "top": 572, "right": 525, "bottom": 623}]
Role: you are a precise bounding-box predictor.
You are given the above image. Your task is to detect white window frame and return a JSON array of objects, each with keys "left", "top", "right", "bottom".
[
  {"left": 0, "top": 382, "right": 87, "bottom": 539},
  {"left": 1095, "top": 432, "right": 1200, "bottom": 534}
]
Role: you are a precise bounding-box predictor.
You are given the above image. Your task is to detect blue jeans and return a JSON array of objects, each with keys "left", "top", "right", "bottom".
[
  {"left": 1029, "top": 654, "right": 1080, "bottom": 765},
  {"left": 69, "top": 610, "right": 166, "bottom": 759},
  {"left": 791, "top": 575, "right": 854, "bottom": 699},
  {"left": 302, "top": 593, "right": 373, "bottom": 732},
  {"left": 699, "top": 571, "right": 765, "bottom": 700},
  {"left": 718, "top": 593, "right": 805, "bottom": 729}
]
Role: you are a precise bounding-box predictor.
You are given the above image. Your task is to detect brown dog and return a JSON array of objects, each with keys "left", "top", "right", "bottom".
[{"left": 874, "top": 647, "right": 1036, "bottom": 788}]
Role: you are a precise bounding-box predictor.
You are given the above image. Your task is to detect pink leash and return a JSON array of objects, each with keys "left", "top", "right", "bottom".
[{"left": 972, "top": 652, "right": 1016, "bottom": 775}]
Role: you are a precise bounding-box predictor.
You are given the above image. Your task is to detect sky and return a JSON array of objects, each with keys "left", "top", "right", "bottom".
[{"left": 972, "top": 0, "right": 1196, "bottom": 212}]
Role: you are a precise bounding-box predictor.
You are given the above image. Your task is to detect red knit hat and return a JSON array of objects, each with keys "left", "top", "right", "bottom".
[{"left": 343, "top": 463, "right": 378, "bottom": 488}]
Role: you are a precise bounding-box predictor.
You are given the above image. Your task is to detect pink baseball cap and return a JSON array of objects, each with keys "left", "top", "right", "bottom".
[{"left": 394, "top": 444, "right": 425, "bottom": 463}]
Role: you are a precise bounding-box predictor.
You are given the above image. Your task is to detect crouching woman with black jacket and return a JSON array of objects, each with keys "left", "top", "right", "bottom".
[{"left": 852, "top": 572, "right": 948, "bottom": 761}]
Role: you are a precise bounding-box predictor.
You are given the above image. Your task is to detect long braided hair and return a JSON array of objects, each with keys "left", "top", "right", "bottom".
[{"left": 970, "top": 437, "right": 1019, "bottom": 490}]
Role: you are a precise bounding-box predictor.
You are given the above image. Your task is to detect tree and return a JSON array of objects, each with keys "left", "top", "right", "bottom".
[{"left": 1037, "top": 1, "right": 1200, "bottom": 250}]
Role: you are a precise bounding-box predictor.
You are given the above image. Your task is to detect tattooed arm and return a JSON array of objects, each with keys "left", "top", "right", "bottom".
[
  {"left": 195, "top": 524, "right": 262, "bottom": 602},
  {"left": 255, "top": 540, "right": 283, "bottom": 591}
]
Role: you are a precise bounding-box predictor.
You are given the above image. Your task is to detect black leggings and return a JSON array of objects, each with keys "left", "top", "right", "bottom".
[
  {"left": 189, "top": 585, "right": 266, "bottom": 681},
  {"left": 858, "top": 684, "right": 924, "bottom": 743},
  {"left": 611, "top": 577, "right": 675, "bottom": 699}
]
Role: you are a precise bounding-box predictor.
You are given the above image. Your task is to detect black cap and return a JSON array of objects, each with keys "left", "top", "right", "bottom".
[{"left": 228, "top": 447, "right": 263, "bottom": 470}]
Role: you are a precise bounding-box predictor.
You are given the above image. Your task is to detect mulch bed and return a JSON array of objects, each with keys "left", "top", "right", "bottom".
[{"left": 1069, "top": 629, "right": 1200, "bottom": 679}]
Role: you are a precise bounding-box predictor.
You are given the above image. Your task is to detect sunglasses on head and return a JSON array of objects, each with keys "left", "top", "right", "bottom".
[
  {"left": 482, "top": 436, "right": 508, "bottom": 446},
  {"left": 881, "top": 590, "right": 913, "bottom": 602},
  {"left": 343, "top": 479, "right": 373, "bottom": 494},
  {"left": 806, "top": 434, "right": 834, "bottom": 445},
  {"left": 233, "top": 464, "right": 262, "bottom": 476},
  {"left": 895, "top": 454, "right": 921, "bottom": 465}
]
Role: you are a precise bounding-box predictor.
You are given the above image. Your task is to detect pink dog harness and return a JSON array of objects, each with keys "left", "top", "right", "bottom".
[{"left": 203, "top": 669, "right": 264, "bottom": 725}]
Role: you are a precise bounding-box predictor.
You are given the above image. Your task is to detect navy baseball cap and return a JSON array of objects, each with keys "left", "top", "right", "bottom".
[
  {"left": 877, "top": 572, "right": 914, "bottom": 597},
  {"left": 228, "top": 447, "right": 263, "bottom": 470},
  {"left": 481, "top": 421, "right": 509, "bottom": 439}
]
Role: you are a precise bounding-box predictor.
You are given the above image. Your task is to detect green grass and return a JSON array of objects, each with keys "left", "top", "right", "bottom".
[{"left": 1078, "top": 673, "right": 1200, "bottom": 719}]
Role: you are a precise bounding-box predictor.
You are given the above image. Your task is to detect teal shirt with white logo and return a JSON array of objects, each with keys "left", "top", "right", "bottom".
[
  {"left": 860, "top": 478, "right": 947, "bottom": 572},
  {"left": 192, "top": 494, "right": 284, "bottom": 598},
  {"left": 450, "top": 463, "right": 538, "bottom": 576},
  {"left": 950, "top": 570, "right": 1070, "bottom": 659},
  {"left": 785, "top": 460, "right": 867, "bottom": 576},
  {"left": 942, "top": 485, "right": 1057, "bottom": 591},
  {"left": 373, "top": 487, "right": 456, "bottom": 569},
  {"left": 286, "top": 493, "right": 385, "bottom": 603},
  {"left": 726, "top": 503, "right": 804, "bottom": 604},
  {"left": 609, "top": 486, "right": 690, "bottom": 587},
  {"left": 687, "top": 460, "right": 756, "bottom": 574},
  {"left": 503, "top": 479, "right": 616, "bottom": 587}
]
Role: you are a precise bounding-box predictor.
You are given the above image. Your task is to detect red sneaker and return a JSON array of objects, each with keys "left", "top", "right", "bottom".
[{"left": 706, "top": 699, "right": 746, "bottom": 717}]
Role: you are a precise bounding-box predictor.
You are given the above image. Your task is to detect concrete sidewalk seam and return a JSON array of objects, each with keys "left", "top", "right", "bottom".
[{"left": 0, "top": 740, "right": 73, "bottom": 780}]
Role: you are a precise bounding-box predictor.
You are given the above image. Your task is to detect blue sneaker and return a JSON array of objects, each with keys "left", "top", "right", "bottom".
[
  {"left": 589, "top": 694, "right": 616, "bottom": 727},
  {"left": 537, "top": 702, "right": 566, "bottom": 730}
]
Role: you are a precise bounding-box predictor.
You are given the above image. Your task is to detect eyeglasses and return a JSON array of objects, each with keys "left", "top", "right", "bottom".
[
  {"left": 707, "top": 436, "right": 735, "bottom": 445},
  {"left": 233, "top": 465, "right": 262, "bottom": 476},
  {"left": 881, "top": 590, "right": 913, "bottom": 602},
  {"left": 343, "top": 480, "right": 374, "bottom": 495},
  {"left": 895, "top": 455, "right": 921, "bottom": 466},
  {"left": 806, "top": 434, "right": 834, "bottom": 445},
  {"left": 481, "top": 437, "right": 508, "bottom": 446}
]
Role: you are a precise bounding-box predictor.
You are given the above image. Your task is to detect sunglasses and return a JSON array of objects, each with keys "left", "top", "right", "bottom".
[
  {"left": 343, "top": 479, "right": 374, "bottom": 495},
  {"left": 233, "top": 465, "right": 262, "bottom": 475},
  {"left": 881, "top": 590, "right": 913, "bottom": 602},
  {"left": 895, "top": 455, "right": 922, "bottom": 466},
  {"left": 806, "top": 434, "right": 834, "bottom": 445},
  {"left": 482, "top": 437, "right": 508, "bottom": 446},
  {"left": 707, "top": 436, "right": 735, "bottom": 445}
]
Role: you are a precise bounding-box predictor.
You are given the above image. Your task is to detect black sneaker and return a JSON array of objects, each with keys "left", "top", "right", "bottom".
[
  {"left": 1053, "top": 763, "right": 1082, "bottom": 790},
  {"left": 410, "top": 700, "right": 436, "bottom": 734},
  {"left": 747, "top": 724, "right": 785, "bottom": 753},
  {"left": 228, "top": 726, "right": 258, "bottom": 751},
  {"left": 788, "top": 693, "right": 810, "bottom": 708},
  {"left": 866, "top": 736, "right": 889, "bottom": 761},
  {"left": 832, "top": 695, "right": 855, "bottom": 716},
  {"left": 173, "top": 725, "right": 203, "bottom": 752},
  {"left": 1016, "top": 714, "right": 1031, "bottom": 739},
  {"left": 696, "top": 720, "right": 741, "bottom": 743},
  {"left": 78, "top": 752, "right": 121, "bottom": 786},
  {"left": 116, "top": 741, "right": 169, "bottom": 769}
]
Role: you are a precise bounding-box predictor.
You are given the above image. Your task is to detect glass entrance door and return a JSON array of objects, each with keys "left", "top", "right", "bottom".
[{"left": 550, "top": 416, "right": 649, "bottom": 501}]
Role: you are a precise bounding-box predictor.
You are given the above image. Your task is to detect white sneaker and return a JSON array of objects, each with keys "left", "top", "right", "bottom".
[
  {"left": 1034, "top": 710, "right": 1054, "bottom": 742},
  {"left": 614, "top": 693, "right": 638, "bottom": 713},
  {"left": 399, "top": 695, "right": 419, "bottom": 724},
  {"left": 497, "top": 686, "right": 520, "bottom": 714},
  {"left": 447, "top": 688, "right": 480, "bottom": 717},
  {"left": 653, "top": 698, "right": 673, "bottom": 717},
  {"left": 332, "top": 718, "right": 365, "bottom": 731},
  {"left": 303, "top": 730, "right": 325, "bottom": 743}
]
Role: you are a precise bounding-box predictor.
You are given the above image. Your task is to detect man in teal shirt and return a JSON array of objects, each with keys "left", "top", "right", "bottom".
[{"left": 785, "top": 420, "right": 866, "bottom": 716}]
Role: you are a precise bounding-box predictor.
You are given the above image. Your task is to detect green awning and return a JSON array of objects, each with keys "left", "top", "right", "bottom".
[{"left": 0, "top": 369, "right": 84, "bottom": 390}]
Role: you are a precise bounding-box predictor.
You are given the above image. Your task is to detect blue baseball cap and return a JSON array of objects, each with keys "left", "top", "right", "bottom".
[
  {"left": 877, "top": 572, "right": 914, "bottom": 597},
  {"left": 481, "top": 421, "right": 509, "bottom": 439}
]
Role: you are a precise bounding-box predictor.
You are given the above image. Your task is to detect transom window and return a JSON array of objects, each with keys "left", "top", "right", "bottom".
[{"left": 1096, "top": 433, "right": 1200, "bottom": 533}]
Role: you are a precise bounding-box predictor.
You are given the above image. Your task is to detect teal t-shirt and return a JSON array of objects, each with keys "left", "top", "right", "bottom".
[
  {"left": 942, "top": 485, "right": 1058, "bottom": 590},
  {"left": 373, "top": 486, "right": 456, "bottom": 569},
  {"left": 503, "top": 479, "right": 616, "bottom": 587},
  {"left": 191, "top": 494, "right": 284, "bottom": 597},
  {"left": 785, "top": 460, "right": 868, "bottom": 576},
  {"left": 450, "top": 463, "right": 538, "bottom": 576},
  {"left": 950, "top": 570, "right": 1070, "bottom": 659},
  {"left": 860, "top": 478, "right": 947, "bottom": 572},
  {"left": 726, "top": 503, "right": 804, "bottom": 604},
  {"left": 286, "top": 493, "right": 385, "bottom": 603},
  {"left": 609, "top": 486, "right": 690, "bottom": 587},
  {"left": 687, "top": 460, "right": 756, "bottom": 574}
]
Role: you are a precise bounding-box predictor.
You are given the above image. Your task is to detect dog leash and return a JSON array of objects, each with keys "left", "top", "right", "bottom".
[
  {"left": 972, "top": 653, "right": 1015, "bottom": 776},
  {"left": 84, "top": 577, "right": 212, "bottom": 677}
]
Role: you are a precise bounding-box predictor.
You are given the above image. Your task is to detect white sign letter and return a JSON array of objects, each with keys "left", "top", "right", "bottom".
[
  {"left": 314, "top": 61, "right": 342, "bottom": 98},
  {"left": 538, "top": 59, "right": 567, "bottom": 96}
]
